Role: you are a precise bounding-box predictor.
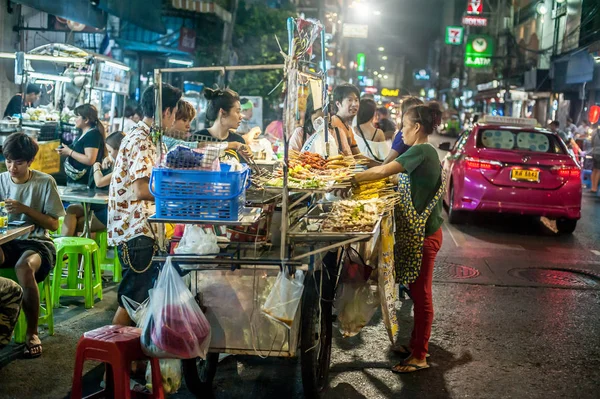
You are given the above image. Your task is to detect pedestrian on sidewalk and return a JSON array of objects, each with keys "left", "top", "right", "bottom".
[
  {"left": 108, "top": 84, "right": 182, "bottom": 326},
  {"left": 351, "top": 103, "right": 444, "bottom": 374},
  {"left": 591, "top": 125, "right": 600, "bottom": 193}
]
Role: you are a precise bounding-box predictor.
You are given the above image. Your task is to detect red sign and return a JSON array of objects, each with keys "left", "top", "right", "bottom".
[
  {"left": 462, "top": 16, "right": 488, "bottom": 27},
  {"left": 364, "top": 86, "right": 378, "bottom": 94},
  {"left": 467, "top": 0, "right": 483, "bottom": 15},
  {"left": 589, "top": 105, "right": 600, "bottom": 125},
  {"left": 178, "top": 27, "right": 197, "bottom": 53}
]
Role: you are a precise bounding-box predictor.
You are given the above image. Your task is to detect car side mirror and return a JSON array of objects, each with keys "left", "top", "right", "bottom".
[{"left": 438, "top": 142, "right": 452, "bottom": 151}]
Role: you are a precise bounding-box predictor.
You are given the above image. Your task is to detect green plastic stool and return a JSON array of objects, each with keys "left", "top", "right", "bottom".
[
  {"left": 51, "top": 237, "right": 103, "bottom": 309},
  {"left": 0, "top": 270, "right": 53, "bottom": 344},
  {"left": 94, "top": 230, "right": 122, "bottom": 283}
]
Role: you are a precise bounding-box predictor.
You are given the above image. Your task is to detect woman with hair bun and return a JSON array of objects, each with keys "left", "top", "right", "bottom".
[
  {"left": 351, "top": 103, "right": 444, "bottom": 374},
  {"left": 193, "top": 88, "right": 252, "bottom": 162}
]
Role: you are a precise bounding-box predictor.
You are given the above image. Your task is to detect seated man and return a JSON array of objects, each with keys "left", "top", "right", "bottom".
[
  {"left": 0, "top": 133, "right": 65, "bottom": 357},
  {"left": 0, "top": 277, "right": 23, "bottom": 349}
]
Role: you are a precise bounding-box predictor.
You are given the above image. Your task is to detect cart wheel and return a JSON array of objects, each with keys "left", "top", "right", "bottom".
[
  {"left": 182, "top": 352, "right": 219, "bottom": 397},
  {"left": 300, "top": 271, "right": 333, "bottom": 398}
]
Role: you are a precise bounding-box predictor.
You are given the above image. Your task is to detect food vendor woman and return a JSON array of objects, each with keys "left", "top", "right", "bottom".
[
  {"left": 57, "top": 104, "right": 105, "bottom": 188},
  {"left": 193, "top": 88, "right": 252, "bottom": 162},
  {"left": 350, "top": 103, "right": 444, "bottom": 374}
]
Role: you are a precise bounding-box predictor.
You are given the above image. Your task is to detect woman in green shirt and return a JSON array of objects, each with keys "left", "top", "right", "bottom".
[{"left": 352, "top": 103, "right": 443, "bottom": 374}]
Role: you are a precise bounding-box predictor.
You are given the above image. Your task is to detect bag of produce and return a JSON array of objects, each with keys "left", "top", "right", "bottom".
[
  {"left": 147, "top": 258, "right": 211, "bottom": 359},
  {"left": 334, "top": 281, "right": 379, "bottom": 337},
  {"left": 123, "top": 294, "right": 183, "bottom": 393},
  {"left": 261, "top": 269, "right": 305, "bottom": 329},
  {"left": 145, "top": 358, "right": 182, "bottom": 395}
]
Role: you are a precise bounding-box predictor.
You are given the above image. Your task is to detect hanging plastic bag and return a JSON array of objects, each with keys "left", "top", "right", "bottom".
[
  {"left": 301, "top": 117, "right": 340, "bottom": 158},
  {"left": 142, "top": 258, "right": 211, "bottom": 359},
  {"left": 261, "top": 269, "right": 305, "bottom": 329},
  {"left": 335, "top": 282, "right": 379, "bottom": 337},
  {"left": 174, "top": 225, "right": 220, "bottom": 255},
  {"left": 145, "top": 359, "right": 182, "bottom": 395},
  {"left": 123, "top": 294, "right": 183, "bottom": 393}
]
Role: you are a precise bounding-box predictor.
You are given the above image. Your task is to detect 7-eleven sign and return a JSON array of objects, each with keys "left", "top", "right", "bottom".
[
  {"left": 446, "top": 26, "right": 464, "bottom": 45},
  {"left": 467, "top": 0, "right": 483, "bottom": 15}
]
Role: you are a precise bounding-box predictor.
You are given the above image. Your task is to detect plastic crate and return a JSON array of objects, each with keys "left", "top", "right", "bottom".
[{"left": 150, "top": 165, "right": 250, "bottom": 221}]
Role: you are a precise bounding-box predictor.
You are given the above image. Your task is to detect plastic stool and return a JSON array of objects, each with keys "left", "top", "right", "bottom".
[
  {"left": 71, "top": 325, "right": 165, "bottom": 399},
  {"left": 49, "top": 216, "right": 64, "bottom": 237},
  {"left": 0, "top": 270, "right": 53, "bottom": 344},
  {"left": 582, "top": 169, "right": 592, "bottom": 188},
  {"left": 52, "top": 237, "right": 102, "bottom": 309},
  {"left": 95, "top": 230, "right": 122, "bottom": 282}
]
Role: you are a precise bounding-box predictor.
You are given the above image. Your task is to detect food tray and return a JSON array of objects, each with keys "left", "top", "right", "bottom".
[{"left": 288, "top": 203, "right": 381, "bottom": 242}]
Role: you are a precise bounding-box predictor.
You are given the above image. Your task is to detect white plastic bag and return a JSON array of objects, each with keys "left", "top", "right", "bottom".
[
  {"left": 301, "top": 118, "right": 340, "bottom": 158},
  {"left": 261, "top": 270, "right": 305, "bottom": 329},
  {"left": 174, "top": 225, "right": 220, "bottom": 255},
  {"left": 334, "top": 282, "right": 379, "bottom": 337},
  {"left": 145, "top": 359, "right": 182, "bottom": 395},
  {"left": 141, "top": 258, "right": 211, "bottom": 359}
]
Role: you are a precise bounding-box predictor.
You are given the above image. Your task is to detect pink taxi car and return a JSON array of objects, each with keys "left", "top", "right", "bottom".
[{"left": 442, "top": 116, "right": 582, "bottom": 234}]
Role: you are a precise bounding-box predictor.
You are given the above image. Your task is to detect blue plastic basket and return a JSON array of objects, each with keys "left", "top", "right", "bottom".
[{"left": 150, "top": 165, "right": 250, "bottom": 221}]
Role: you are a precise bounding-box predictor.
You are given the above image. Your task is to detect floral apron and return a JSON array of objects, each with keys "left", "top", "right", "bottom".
[{"left": 394, "top": 171, "right": 446, "bottom": 285}]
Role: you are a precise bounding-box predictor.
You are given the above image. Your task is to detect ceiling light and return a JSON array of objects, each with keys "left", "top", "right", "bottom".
[
  {"left": 168, "top": 59, "right": 193, "bottom": 66},
  {"left": 327, "top": 51, "right": 334, "bottom": 57},
  {"left": 384, "top": 75, "right": 389, "bottom": 79},
  {"left": 382, "top": 56, "right": 388, "bottom": 60},
  {"left": 103, "top": 60, "right": 130, "bottom": 71},
  {"left": 536, "top": 2, "right": 548, "bottom": 15},
  {"left": 28, "top": 72, "right": 71, "bottom": 82},
  {"left": 378, "top": 47, "right": 385, "bottom": 52},
  {"left": 380, "top": 66, "right": 385, "bottom": 71}
]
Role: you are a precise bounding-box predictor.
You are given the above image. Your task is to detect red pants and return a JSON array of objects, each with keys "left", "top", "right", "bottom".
[{"left": 408, "top": 227, "right": 443, "bottom": 360}]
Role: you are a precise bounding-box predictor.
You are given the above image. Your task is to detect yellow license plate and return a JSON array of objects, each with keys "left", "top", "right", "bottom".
[{"left": 511, "top": 169, "right": 540, "bottom": 182}]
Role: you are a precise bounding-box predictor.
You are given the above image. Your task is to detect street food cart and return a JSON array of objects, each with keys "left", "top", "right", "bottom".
[{"left": 146, "top": 18, "right": 397, "bottom": 398}]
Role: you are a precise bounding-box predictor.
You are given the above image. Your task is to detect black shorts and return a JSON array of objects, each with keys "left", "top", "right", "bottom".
[
  {"left": 116, "top": 236, "right": 159, "bottom": 308},
  {"left": 0, "top": 239, "right": 56, "bottom": 283},
  {"left": 593, "top": 155, "right": 600, "bottom": 170}
]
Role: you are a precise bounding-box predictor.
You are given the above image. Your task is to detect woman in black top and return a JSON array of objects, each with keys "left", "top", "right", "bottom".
[
  {"left": 193, "top": 88, "right": 252, "bottom": 163},
  {"left": 57, "top": 104, "right": 105, "bottom": 187}
]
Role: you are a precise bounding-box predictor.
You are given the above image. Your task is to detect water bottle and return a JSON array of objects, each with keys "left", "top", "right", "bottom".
[{"left": 0, "top": 201, "right": 7, "bottom": 234}]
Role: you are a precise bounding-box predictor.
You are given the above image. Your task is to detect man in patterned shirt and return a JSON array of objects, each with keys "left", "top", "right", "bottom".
[{"left": 108, "top": 84, "right": 182, "bottom": 326}]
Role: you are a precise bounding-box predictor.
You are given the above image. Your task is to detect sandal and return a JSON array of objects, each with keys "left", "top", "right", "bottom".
[
  {"left": 391, "top": 344, "right": 430, "bottom": 358},
  {"left": 391, "top": 362, "right": 430, "bottom": 374},
  {"left": 24, "top": 336, "right": 43, "bottom": 358}
]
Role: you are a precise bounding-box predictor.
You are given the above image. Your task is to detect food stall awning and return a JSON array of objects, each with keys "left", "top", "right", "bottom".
[
  {"left": 12, "top": 0, "right": 107, "bottom": 29},
  {"left": 98, "top": 0, "right": 166, "bottom": 34},
  {"left": 115, "top": 39, "right": 192, "bottom": 58},
  {"left": 171, "top": 0, "right": 232, "bottom": 23}
]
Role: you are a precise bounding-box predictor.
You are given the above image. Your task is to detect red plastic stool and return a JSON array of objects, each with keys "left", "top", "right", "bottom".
[{"left": 71, "top": 325, "right": 165, "bottom": 399}]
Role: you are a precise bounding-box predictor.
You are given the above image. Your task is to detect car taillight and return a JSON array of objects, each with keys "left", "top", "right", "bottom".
[
  {"left": 552, "top": 166, "right": 581, "bottom": 179},
  {"left": 464, "top": 157, "right": 502, "bottom": 171}
]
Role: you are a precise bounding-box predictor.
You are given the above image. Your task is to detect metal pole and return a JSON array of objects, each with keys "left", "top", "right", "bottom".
[
  {"left": 153, "top": 69, "right": 166, "bottom": 253},
  {"left": 109, "top": 92, "right": 116, "bottom": 131},
  {"left": 280, "top": 17, "right": 295, "bottom": 262}
]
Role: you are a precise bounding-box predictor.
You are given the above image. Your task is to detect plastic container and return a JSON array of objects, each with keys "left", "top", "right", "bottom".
[{"left": 150, "top": 164, "right": 250, "bottom": 222}]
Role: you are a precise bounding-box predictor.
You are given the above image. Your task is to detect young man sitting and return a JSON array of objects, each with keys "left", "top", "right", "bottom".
[{"left": 0, "top": 133, "right": 65, "bottom": 357}]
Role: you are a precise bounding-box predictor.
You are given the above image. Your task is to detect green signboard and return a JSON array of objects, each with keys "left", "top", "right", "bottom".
[
  {"left": 356, "top": 52, "right": 366, "bottom": 72},
  {"left": 445, "top": 26, "right": 464, "bottom": 45},
  {"left": 465, "top": 35, "right": 494, "bottom": 68}
]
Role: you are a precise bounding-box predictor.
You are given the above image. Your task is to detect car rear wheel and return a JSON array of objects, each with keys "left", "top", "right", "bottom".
[
  {"left": 556, "top": 218, "right": 577, "bottom": 235},
  {"left": 447, "top": 185, "right": 465, "bottom": 225}
]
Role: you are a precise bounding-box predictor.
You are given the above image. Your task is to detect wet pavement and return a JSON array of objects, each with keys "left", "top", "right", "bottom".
[{"left": 1, "top": 135, "right": 600, "bottom": 398}]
